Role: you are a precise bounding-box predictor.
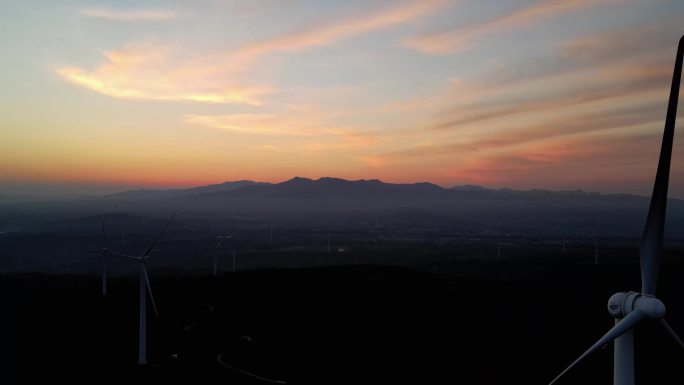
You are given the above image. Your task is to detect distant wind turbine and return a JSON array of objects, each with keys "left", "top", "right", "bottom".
[
  {"left": 595, "top": 238, "right": 599, "bottom": 265},
  {"left": 232, "top": 250, "right": 237, "bottom": 272},
  {"left": 83, "top": 219, "right": 110, "bottom": 296},
  {"left": 100, "top": 220, "right": 107, "bottom": 295},
  {"left": 548, "top": 35, "right": 684, "bottom": 385},
  {"left": 212, "top": 235, "right": 232, "bottom": 276}
]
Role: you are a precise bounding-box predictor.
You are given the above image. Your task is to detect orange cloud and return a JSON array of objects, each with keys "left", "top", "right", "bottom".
[
  {"left": 443, "top": 130, "right": 662, "bottom": 190},
  {"left": 254, "top": 144, "right": 287, "bottom": 152},
  {"left": 359, "top": 155, "right": 390, "bottom": 168},
  {"left": 57, "top": 46, "right": 271, "bottom": 105},
  {"left": 404, "top": 0, "right": 614, "bottom": 54}
]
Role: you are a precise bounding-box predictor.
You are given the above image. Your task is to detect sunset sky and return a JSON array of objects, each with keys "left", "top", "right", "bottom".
[{"left": 1, "top": 0, "right": 683, "bottom": 196}]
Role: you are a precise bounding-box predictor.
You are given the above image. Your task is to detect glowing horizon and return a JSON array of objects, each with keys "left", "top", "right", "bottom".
[{"left": 1, "top": 1, "right": 683, "bottom": 197}]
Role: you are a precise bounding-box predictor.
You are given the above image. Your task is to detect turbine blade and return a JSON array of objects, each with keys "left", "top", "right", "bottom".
[
  {"left": 549, "top": 310, "right": 645, "bottom": 385},
  {"left": 141, "top": 264, "right": 159, "bottom": 318},
  {"left": 217, "top": 354, "right": 287, "bottom": 384},
  {"left": 101, "top": 220, "right": 106, "bottom": 241},
  {"left": 141, "top": 212, "right": 176, "bottom": 259},
  {"left": 110, "top": 252, "right": 141, "bottom": 262},
  {"left": 660, "top": 319, "right": 684, "bottom": 349},
  {"left": 639, "top": 35, "right": 684, "bottom": 296}
]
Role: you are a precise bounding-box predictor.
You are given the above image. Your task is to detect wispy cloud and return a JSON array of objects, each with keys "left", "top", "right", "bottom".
[
  {"left": 254, "top": 144, "right": 287, "bottom": 152},
  {"left": 359, "top": 155, "right": 390, "bottom": 168},
  {"left": 60, "top": 1, "right": 442, "bottom": 104},
  {"left": 387, "top": 100, "right": 666, "bottom": 160},
  {"left": 234, "top": 0, "right": 444, "bottom": 58},
  {"left": 184, "top": 111, "right": 379, "bottom": 157},
  {"left": 469, "top": 16, "right": 683, "bottom": 89},
  {"left": 57, "top": 45, "right": 272, "bottom": 104},
  {"left": 330, "top": 16, "right": 681, "bottom": 189},
  {"left": 404, "top": 0, "right": 612, "bottom": 54},
  {"left": 80, "top": 8, "right": 178, "bottom": 22},
  {"left": 184, "top": 113, "right": 317, "bottom": 136},
  {"left": 441, "top": 130, "right": 662, "bottom": 189},
  {"left": 432, "top": 63, "right": 671, "bottom": 130}
]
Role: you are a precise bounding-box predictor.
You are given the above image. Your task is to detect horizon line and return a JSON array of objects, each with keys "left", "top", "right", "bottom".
[{"left": 0, "top": 176, "right": 659, "bottom": 200}]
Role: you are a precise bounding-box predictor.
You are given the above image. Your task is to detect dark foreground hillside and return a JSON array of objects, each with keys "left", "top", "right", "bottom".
[{"left": 3, "top": 255, "right": 684, "bottom": 384}]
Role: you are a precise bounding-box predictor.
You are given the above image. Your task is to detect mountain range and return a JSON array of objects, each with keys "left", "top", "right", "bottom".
[
  {"left": 3, "top": 177, "right": 684, "bottom": 239},
  {"left": 104, "top": 177, "right": 636, "bottom": 202}
]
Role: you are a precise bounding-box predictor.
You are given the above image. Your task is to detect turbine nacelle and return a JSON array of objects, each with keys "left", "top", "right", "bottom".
[{"left": 607, "top": 291, "right": 666, "bottom": 319}]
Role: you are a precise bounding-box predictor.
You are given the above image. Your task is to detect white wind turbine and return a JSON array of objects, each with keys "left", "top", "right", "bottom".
[
  {"left": 549, "top": 35, "right": 684, "bottom": 385},
  {"left": 99, "top": 220, "right": 108, "bottom": 296},
  {"left": 83, "top": 219, "right": 111, "bottom": 295},
  {"left": 211, "top": 235, "right": 232, "bottom": 276},
  {"left": 87, "top": 213, "right": 175, "bottom": 364}
]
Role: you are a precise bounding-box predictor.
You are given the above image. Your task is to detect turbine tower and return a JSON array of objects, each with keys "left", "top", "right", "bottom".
[
  {"left": 83, "top": 219, "right": 110, "bottom": 295},
  {"left": 595, "top": 238, "right": 599, "bottom": 265},
  {"left": 213, "top": 235, "right": 226, "bottom": 276},
  {"left": 232, "top": 250, "right": 237, "bottom": 272},
  {"left": 100, "top": 220, "right": 108, "bottom": 296},
  {"left": 549, "top": 35, "right": 684, "bottom": 385}
]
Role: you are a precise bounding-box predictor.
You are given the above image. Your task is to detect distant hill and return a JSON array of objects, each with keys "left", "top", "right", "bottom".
[
  {"left": 105, "top": 180, "right": 269, "bottom": 201},
  {"left": 174, "top": 177, "right": 454, "bottom": 213},
  {"left": 450, "top": 184, "right": 492, "bottom": 192},
  {"left": 205, "top": 177, "right": 448, "bottom": 200}
]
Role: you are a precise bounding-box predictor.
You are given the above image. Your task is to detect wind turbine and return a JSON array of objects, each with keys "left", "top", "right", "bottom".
[
  {"left": 83, "top": 220, "right": 110, "bottom": 295},
  {"left": 549, "top": 35, "right": 684, "bottom": 385},
  {"left": 88, "top": 213, "right": 175, "bottom": 364},
  {"left": 232, "top": 250, "right": 237, "bottom": 272},
  {"left": 100, "top": 220, "right": 108, "bottom": 296},
  {"left": 211, "top": 235, "right": 232, "bottom": 276}
]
